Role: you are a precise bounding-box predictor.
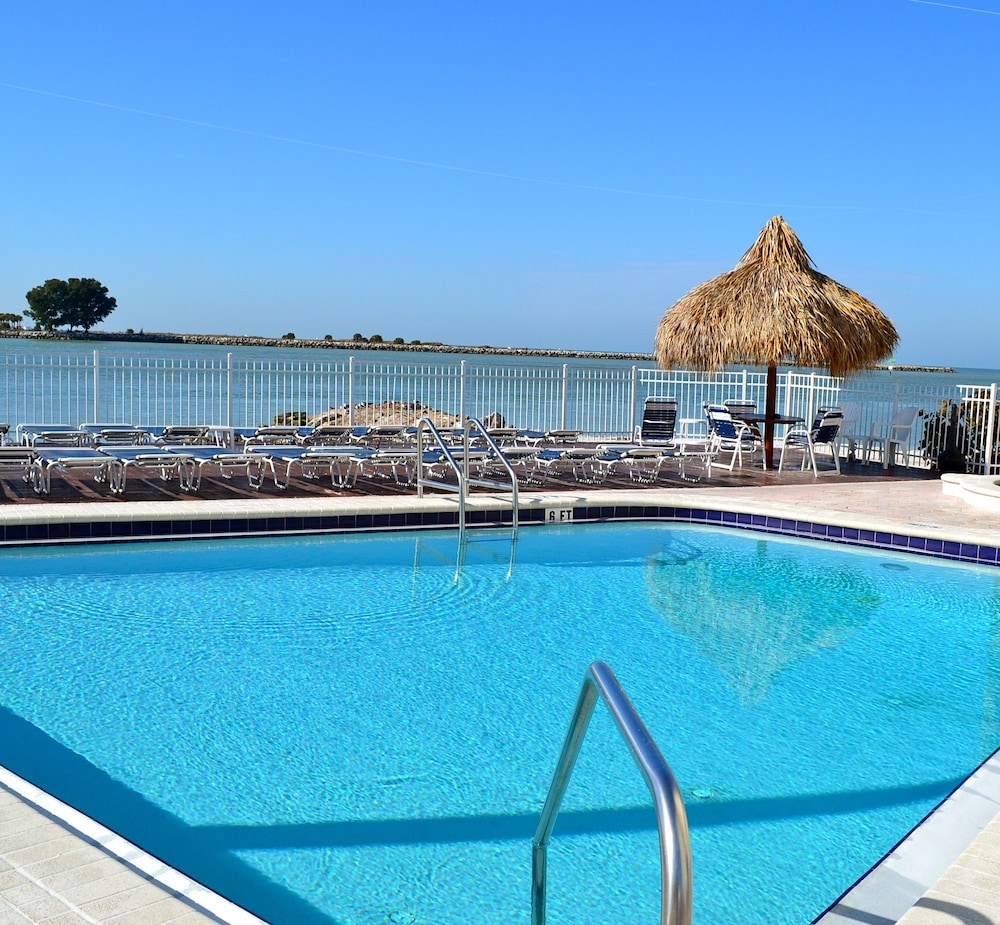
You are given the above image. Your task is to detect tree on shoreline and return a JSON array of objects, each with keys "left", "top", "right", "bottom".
[{"left": 25, "top": 278, "right": 117, "bottom": 332}]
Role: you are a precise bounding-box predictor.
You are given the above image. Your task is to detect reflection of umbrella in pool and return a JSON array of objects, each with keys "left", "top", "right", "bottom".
[
  {"left": 654, "top": 216, "right": 898, "bottom": 467},
  {"left": 644, "top": 535, "right": 881, "bottom": 704}
]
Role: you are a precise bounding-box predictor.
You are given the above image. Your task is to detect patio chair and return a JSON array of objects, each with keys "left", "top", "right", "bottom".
[
  {"left": 704, "top": 404, "right": 761, "bottom": 472},
  {"left": 723, "top": 399, "right": 762, "bottom": 440},
  {"left": 861, "top": 406, "right": 919, "bottom": 468},
  {"left": 635, "top": 397, "right": 679, "bottom": 447},
  {"left": 723, "top": 399, "right": 757, "bottom": 418},
  {"left": 777, "top": 408, "right": 844, "bottom": 477},
  {"left": 837, "top": 401, "right": 863, "bottom": 461}
]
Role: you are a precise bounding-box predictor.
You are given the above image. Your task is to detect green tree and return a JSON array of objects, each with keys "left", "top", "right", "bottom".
[
  {"left": 24, "top": 278, "right": 117, "bottom": 331},
  {"left": 0, "top": 312, "right": 22, "bottom": 330}
]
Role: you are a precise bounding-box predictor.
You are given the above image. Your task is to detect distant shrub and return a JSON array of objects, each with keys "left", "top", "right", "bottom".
[
  {"left": 352, "top": 333, "right": 365, "bottom": 342},
  {"left": 410, "top": 339, "right": 421, "bottom": 345},
  {"left": 392, "top": 336, "right": 405, "bottom": 344},
  {"left": 323, "top": 334, "right": 333, "bottom": 341},
  {"left": 369, "top": 334, "right": 383, "bottom": 343},
  {"left": 281, "top": 332, "right": 296, "bottom": 340}
]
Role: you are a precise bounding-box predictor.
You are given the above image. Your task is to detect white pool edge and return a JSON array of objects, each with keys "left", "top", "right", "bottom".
[
  {"left": 815, "top": 748, "right": 1000, "bottom": 924},
  {"left": 0, "top": 763, "right": 268, "bottom": 925}
]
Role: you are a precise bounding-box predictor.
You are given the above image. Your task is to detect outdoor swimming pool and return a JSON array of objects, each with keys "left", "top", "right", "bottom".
[{"left": 1, "top": 522, "right": 999, "bottom": 924}]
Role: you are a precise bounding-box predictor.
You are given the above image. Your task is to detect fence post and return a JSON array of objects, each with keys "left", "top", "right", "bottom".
[
  {"left": 985, "top": 383, "right": 998, "bottom": 475},
  {"left": 630, "top": 366, "right": 639, "bottom": 440},
  {"left": 348, "top": 356, "right": 355, "bottom": 427},
  {"left": 561, "top": 364, "right": 569, "bottom": 430},
  {"left": 93, "top": 350, "right": 100, "bottom": 422},
  {"left": 226, "top": 353, "right": 233, "bottom": 428},
  {"left": 460, "top": 360, "right": 467, "bottom": 425}
]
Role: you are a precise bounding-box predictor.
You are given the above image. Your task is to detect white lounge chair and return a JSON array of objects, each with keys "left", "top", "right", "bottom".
[
  {"left": 31, "top": 447, "right": 123, "bottom": 494},
  {"left": 97, "top": 446, "right": 196, "bottom": 492}
]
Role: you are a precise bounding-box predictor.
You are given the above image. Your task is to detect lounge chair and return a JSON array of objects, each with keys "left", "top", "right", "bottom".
[
  {"left": 777, "top": 408, "right": 844, "bottom": 476},
  {"left": 241, "top": 425, "right": 305, "bottom": 447},
  {"left": 164, "top": 445, "right": 268, "bottom": 491},
  {"left": 17, "top": 424, "right": 91, "bottom": 447},
  {"left": 31, "top": 447, "right": 124, "bottom": 495},
  {"left": 153, "top": 425, "right": 212, "bottom": 445},
  {"left": 861, "top": 406, "right": 919, "bottom": 468},
  {"left": 300, "top": 425, "right": 353, "bottom": 446},
  {"left": 97, "top": 446, "right": 196, "bottom": 492},
  {"left": 246, "top": 444, "right": 361, "bottom": 489},
  {"left": 0, "top": 447, "right": 38, "bottom": 488},
  {"left": 516, "top": 429, "right": 583, "bottom": 446},
  {"left": 79, "top": 423, "right": 152, "bottom": 445}
]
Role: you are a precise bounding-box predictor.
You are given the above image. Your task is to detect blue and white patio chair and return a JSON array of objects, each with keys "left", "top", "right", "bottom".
[
  {"left": 705, "top": 404, "right": 761, "bottom": 472},
  {"left": 778, "top": 408, "right": 844, "bottom": 477},
  {"left": 634, "top": 397, "right": 679, "bottom": 447}
]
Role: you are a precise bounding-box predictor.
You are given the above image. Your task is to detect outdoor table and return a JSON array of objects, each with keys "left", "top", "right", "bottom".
[{"left": 733, "top": 413, "right": 805, "bottom": 469}]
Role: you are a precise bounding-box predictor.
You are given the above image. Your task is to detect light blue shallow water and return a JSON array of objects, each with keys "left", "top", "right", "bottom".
[{"left": 1, "top": 523, "right": 999, "bottom": 925}]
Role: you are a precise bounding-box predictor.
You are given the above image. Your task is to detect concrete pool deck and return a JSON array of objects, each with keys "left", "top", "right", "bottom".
[{"left": 2, "top": 475, "right": 999, "bottom": 923}]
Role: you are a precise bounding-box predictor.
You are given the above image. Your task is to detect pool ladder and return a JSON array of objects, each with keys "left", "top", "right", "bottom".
[
  {"left": 414, "top": 417, "right": 519, "bottom": 579},
  {"left": 533, "top": 662, "right": 693, "bottom": 925}
]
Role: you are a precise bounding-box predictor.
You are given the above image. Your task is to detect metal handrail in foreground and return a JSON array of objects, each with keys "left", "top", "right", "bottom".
[{"left": 532, "top": 661, "right": 693, "bottom": 925}]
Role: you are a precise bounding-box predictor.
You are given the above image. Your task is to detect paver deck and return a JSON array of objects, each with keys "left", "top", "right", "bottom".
[{"left": 2, "top": 472, "right": 999, "bottom": 923}]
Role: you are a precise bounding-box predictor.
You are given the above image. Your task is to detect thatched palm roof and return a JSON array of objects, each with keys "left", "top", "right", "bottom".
[{"left": 654, "top": 216, "right": 898, "bottom": 378}]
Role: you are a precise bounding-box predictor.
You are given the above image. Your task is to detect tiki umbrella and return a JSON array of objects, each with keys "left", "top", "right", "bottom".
[{"left": 654, "top": 216, "right": 898, "bottom": 467}]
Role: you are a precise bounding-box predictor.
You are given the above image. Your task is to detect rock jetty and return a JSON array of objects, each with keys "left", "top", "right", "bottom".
[{"left": 0, "top": 329, "right": 653, "bottom": 362}]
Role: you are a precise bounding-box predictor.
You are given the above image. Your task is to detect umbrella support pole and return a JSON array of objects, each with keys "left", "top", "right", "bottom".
[{"left": 764, "top": 365, "right": 778, "bottom": 469}]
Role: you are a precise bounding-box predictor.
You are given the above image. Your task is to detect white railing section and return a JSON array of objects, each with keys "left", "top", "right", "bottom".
[{"left": 1, "top": 350, "right": 997, "bottom": 473}]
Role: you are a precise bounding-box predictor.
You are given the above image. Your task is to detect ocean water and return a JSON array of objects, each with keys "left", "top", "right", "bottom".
[{"left": 4, "top": 334, "right": 1000, "bottom": 386}]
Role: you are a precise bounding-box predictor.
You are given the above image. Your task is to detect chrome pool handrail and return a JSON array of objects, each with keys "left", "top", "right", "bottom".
[{"left": 532, "top": 661, "right": 693, "bottom": 925}]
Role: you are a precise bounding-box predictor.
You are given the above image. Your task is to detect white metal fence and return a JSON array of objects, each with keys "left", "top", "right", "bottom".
[{"left": 1, "top": 350, "right": 997, "bottom": 473}]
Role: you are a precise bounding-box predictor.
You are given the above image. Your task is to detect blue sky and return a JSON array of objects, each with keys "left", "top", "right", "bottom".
[{"left": 2, "top": 0, "right": 998, "bottom": 366}]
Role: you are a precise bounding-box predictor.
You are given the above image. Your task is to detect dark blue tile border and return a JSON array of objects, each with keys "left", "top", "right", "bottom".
[{"left": 1, "top": 500, "right": 997, "bottom": 568}]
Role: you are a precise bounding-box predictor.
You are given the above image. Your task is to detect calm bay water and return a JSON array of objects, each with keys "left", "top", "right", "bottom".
[{"left": 4, "top": 336, "right": 999, "bottom": 387}]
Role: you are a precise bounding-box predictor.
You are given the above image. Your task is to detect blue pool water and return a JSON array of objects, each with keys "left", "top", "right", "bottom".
[{"left": 1, "top": 523, "right": 999, "bottom": 924}]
